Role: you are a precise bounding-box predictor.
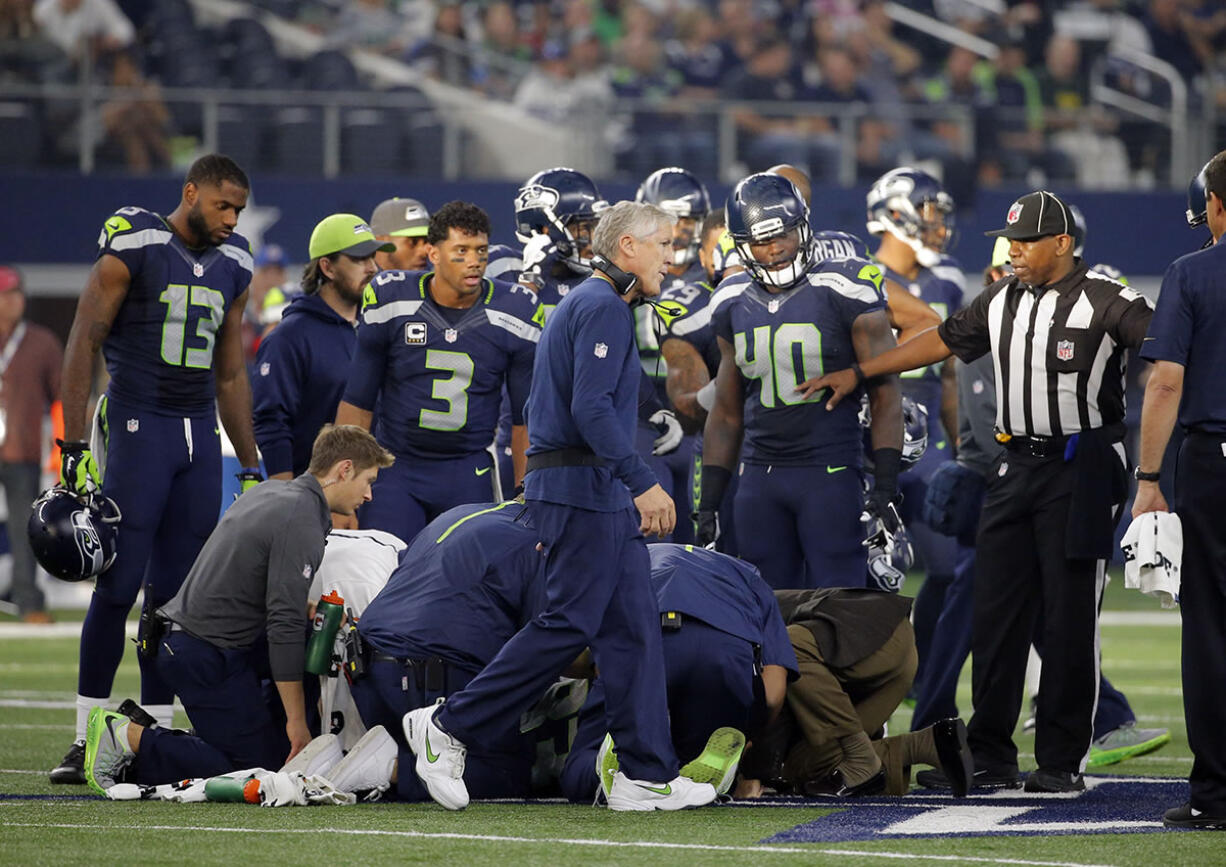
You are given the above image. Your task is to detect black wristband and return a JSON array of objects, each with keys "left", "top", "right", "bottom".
[
  {"left": 698, "top": 465, "right": 732, "bottom": 510},
  {"left": 871, "top": 447, "right": 903, "bottom": 496},
  {"left": 56, "top": 439, "right": 89, "bottom": 452},
  {"left": 851, "top": 362, "right": 866, "bottom": 388}
]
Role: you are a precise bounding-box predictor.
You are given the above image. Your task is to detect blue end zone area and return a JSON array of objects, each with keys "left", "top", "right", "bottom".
[{"left": 750, "top": 777, "right": 1189, "bottom": 842}]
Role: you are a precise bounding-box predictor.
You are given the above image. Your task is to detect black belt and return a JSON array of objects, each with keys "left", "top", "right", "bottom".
[
  {"left": 371, "top": 652, "right": 457, "bottom": 695},
  {"left": 526, "top": 448, "right": 606, "bottom": 472},
  {"left": 1001, "top": 434, "right": 1072, "bottom": 459}
]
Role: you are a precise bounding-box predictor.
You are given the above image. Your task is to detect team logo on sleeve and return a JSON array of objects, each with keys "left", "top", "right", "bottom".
[
  {"left": 1056, "top": 339, "right": 1075, "bottom": 361},
  {"left": 594, "top": 342, "right": 608, "bottom": 358},
  {"left": 405, "top": 322, "right": 427, "bottom": 344}
]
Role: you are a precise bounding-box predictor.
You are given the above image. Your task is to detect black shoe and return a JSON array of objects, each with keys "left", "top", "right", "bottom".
[
  {"left": 932, "top": 718, "right": 975, "bottom": 798},
  {"left": 116, "top": 699, "right": 158, "bottom": 729},
  {"left": 49, "top": 740, "right": 86, "bottom": 784},
  {"left": 1023, "top": 768, "right": 1085, "bottom": 793},
  {"left": 802, "top": 767, "right": 887, "bottom": 798},
  {"left": 916, "top": 764, "right": 1020, "bottom": 791},
  {"left": 1164, "top": 802, "right": 1226, "bottom": 830}
]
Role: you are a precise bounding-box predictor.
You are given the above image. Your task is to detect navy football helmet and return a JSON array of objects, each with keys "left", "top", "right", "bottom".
[
  {"left": 1187, "top": 161, "right": 1209, "bottom": 228},
  {"left": 812, "top": 229, "right": 870, "bottom": 264},
  {"left": 1069, "top": 204, "right": 1086, "bottom": 258},
  {"left": 865, "top": 167, "right": 955, "bottom": 267},
  {"left": 860, "top": 393, "right": 929, "bottom": 471},
  {"left": 514, "top": 167, "right": 608, "bottom": 270},
  {"left": 635, "top": 167, "right": 711, "bottom": 267},
  {"left": 725, "top": 173, "right": 814, "bottom": 291},
  {"left": 28, "top": 487, "right": 121, "bottom": 582}
]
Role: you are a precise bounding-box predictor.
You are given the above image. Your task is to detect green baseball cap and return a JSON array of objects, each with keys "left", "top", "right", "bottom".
[{"left": 308, "top": 213, "right": 395, "bottom": 260}]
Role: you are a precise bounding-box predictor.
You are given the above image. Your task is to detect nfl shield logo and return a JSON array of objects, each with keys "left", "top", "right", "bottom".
[
  {"left": 192, "top": 262, "right": 204, "bottom": 277},
  {"left": 259, "top": 362, "right": 270, "bottom": 376},
  {"left": 1006, "top": 201, "right": 1024, "bottom": 224},
  {"left": 126, "top": 418, "right": 139, "bottom": 433},
  {"left": 1056, "top": 339, "right": 1075, "bottom": 361},
  {"left": 445, "top": 328, "right": 458, "bottom": 343},
  {"left": 768, "top": 299, "right": 780, "bottom": 313},
  {"left": 594, "top": 342, "right": 608, "bottom": 358}
]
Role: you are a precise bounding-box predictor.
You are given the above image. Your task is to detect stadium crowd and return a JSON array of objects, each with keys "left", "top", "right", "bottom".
[{"left": 5, "top": 140, "right": 1222, "bottom": 827}]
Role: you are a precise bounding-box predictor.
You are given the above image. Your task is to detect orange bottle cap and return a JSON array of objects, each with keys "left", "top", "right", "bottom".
[{"left": 321, "top": 590, "right": 344, "bottom": 605}]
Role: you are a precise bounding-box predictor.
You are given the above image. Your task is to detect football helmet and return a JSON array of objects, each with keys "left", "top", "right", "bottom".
[
  {"left": 28, "top": 487, "right": 121, "bottom": 582},
  {"left": 865, "top": 167, "right": 955, "bottom": 267},
  {"left": 725, "top": 173, "right": 813, "bottom": 291},
  {"left": 812, "top": 229, "right": 870, "bottom": 263},
  {"left": 635, "top": 167, "right": 711, "bottom": 267},
  {"left": 1069, "top": 203, "right": 1086, "bottom": 258},
  {"left": 1187, "top": 161, "right": 1209, "bottom": 229},
  {"left": 514, "top": 167, "right": 608, "bottom": 270},
  {"left": 860, "top": 394, "right": 929, "bottom": 471}
]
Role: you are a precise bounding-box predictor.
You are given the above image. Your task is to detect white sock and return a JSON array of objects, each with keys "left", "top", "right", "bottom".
[
  {"left": 144, "top": 704, "right": 175, "bottom": 729},
  {"left": 75, "top": 695, "right": 110, "bottom": 742}
]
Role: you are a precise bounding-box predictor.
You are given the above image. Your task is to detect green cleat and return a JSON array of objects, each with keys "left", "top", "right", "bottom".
[
  {"left": 1088, "top": 722, "right": 1170, "bottom": 768},
  {"left": 595, "top": 733, "right": 619, "bottom": 801},
  {"left": 679, "top": 727, "right": 746, "bottom": 795},
  {"left": 83, "top": 707, "right": 135, "bottom": 796}
]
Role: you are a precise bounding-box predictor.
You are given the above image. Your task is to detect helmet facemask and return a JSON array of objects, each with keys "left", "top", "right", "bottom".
[{"left": 736, "top": 221, "right": 814, "bottom": 291}]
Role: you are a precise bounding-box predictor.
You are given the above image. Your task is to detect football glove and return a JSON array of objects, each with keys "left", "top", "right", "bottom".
[
  {"left": 57, "top": 439, "right": 101, "bottom": 496},
  {"left": 649, "top": 409, "right": 683, "bottom": 455},
  {"left": 519, "top": 233, "right": 556, "bottom": 284},
  {"left": 693, "top": 508, "right": 720, "bottom": 549},
  {"left": 861, "top": 496, "right": 912, "bottom": 593},
  {"left": 236, "top": 468, "right": 263, "bottom": 497}
]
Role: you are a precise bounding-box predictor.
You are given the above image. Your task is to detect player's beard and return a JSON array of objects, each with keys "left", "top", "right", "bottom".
[{"left": 185, "top": 204, "right": 217, "bottom": 247}]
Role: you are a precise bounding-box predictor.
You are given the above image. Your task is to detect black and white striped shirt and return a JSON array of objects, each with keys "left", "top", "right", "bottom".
[{"left": 938, "top": 263, "right": 1153, "bottom": 438}]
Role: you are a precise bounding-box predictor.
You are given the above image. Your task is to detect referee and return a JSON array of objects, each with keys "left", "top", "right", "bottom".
[
  {"left": 801, "top": 190, "right": 1153, "bottom": 793},
  {"left": 1132, "top": 149, "right": 1226, "bottom": 830}
]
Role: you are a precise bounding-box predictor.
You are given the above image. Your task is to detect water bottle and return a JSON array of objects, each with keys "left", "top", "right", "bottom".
[
  {"left": 204, "top": 774, "right": 261, "bottom": 803},
  {"left": 305, "top": 590, "right": 344, "bottom": 676}
]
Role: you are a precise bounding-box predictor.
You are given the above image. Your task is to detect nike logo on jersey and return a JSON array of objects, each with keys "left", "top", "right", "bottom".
[
  {"left": 475, "top": 466, "right": 491, "bottom": 476},
  {"left": 826, "top": 466, "right": 847, "bottom": 474}
]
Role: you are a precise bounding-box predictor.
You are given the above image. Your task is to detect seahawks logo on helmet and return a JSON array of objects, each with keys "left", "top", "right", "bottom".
[{"left": 514, "top": 184, "right": 560, "bottom": 214}]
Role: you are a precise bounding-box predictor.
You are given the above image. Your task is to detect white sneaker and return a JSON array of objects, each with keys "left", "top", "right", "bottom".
[
  {"left": 402, "top": 700, "right": 469, "bottom": 810},
  {"left": 280, "top": 733, "right": 343, "bottom": 778},
  {"left": 606, "top": 771, "right": 717, "bottom": 812},
  {"left": 327, "top": 726, "right": 397, "bottom": 798}
]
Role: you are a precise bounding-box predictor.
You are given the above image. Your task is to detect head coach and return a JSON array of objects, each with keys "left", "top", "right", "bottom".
[
  {"left": 401, "top": 201, "right": 718, "bottom": 813},
  {"left": 801, "top": 190, "right": 1153, "bottom": 794}
]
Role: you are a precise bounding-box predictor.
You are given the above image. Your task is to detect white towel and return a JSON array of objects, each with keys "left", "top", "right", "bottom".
[{"left": 1120, "top": 511, "right": 1182, "bottom": 609}]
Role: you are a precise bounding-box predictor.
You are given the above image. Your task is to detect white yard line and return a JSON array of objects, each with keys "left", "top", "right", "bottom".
[{"left": 0, "top": 822, "right": 1123, "bottom": 867}]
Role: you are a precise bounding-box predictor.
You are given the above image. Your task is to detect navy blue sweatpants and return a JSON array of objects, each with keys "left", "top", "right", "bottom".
[
  {"left": 80, "top": 394, "right": 221, "bottom": 706},
  {"left": 560, "top": 619, "right": 759, "bottom": 801},
  {"left": 438, "top": 500, "right": 679, "bottom": 783},
  {"left": 136, "top": 631, "right": 287, "bottom": 784},
  {"left": 360, "top": 449, "right": 498, "bottom": 545},
  {"left": 734, "top": 463, "right": 867, "bottom": 590}
]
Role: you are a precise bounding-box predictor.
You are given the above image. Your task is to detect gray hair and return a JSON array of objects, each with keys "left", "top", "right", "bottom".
[{"left": 590, "top": 201, "right": 675, "bottom": 261}]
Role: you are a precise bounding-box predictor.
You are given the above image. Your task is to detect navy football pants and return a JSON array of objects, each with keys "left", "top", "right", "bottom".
[
  {"left": 439, "top": 501, "right": 679, "bottom": 783},
  {"left": 80, "top": 395, "right": 221, "bottom": 705},
  {"left": 360, "top": 449, "right": 498, "bottom": 545}
]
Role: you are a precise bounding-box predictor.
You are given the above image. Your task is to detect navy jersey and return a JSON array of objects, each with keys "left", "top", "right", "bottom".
[
  {"left": 485, "top": 243, "right": 524, "bottom": 283},
  {"left": 881, "top": 253, "right": 965, "bottom": 420},
  {"left": 344, "top": 270, "right": 541, "bottom": 459},
  {"left": 660, "top": 275, "right": 721, "bottom": 378},
  {"left": 636, "top": 261, "right": 706, "bottom": 403},
  {"left": 96, "top": 206, "right": 252, "bottom": 416},
  {"left": 358, "top": 502, "right": 545, "bottom": 671},
  {"left": 524, "top": 276, "right": 658, "bottom": 510},
  {"left": 712, "top": 257, "right": 887, "bottom": 466},
  {"left": 649, "top": 544, "right": 798, "bottom": 675},
  {"left": 1140, "top": 240, "right": 1226, "bottom": 433}
]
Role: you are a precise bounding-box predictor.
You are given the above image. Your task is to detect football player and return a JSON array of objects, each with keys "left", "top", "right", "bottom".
[
  {"left": 865, "top": 167, "right": 964, "bottom": 692},
  {"left": 336, "top": 201, "right": 540, "bottom": 543},
  {"left": 697, "top": 173, "right": 903, "bottom": 590},
  {"left": 51, "top": 154, "right": 262, "bottom": 783}
]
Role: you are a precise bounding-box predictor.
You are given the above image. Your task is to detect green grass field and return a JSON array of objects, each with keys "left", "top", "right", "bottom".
[{"left": 2, "top": 575, "right": 1220, "bottom": 866}]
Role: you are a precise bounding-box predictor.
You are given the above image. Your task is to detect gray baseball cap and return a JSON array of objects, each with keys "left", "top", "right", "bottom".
[{"left": 370, "top": 197, "right": 430, "bottom": 238}]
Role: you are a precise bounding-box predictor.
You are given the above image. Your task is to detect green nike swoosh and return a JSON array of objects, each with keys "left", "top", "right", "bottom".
[
  {"left": 641, "top": 783, "right": 671, "bottom": 795},
  {"left": 826, "top": 465, "right": 847, "bottom": 474},
  {"left": 425, "top": 730, "right": 440, "bottom": 763},
  {"left": 475, "top": 466, "right": 491, "bottom": 476}
]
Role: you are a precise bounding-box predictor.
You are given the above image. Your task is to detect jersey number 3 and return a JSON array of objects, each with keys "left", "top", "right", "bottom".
[
  {"left": 420, "top": 349, "right": 474, "bottom": 431},
  {"left": 159, "top": 284, "right": 225, "bottom": 369}
]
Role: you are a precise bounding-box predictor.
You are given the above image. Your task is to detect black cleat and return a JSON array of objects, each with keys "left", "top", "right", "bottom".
[
  {"left": 49, "top": 740, "right": 86, "bottom": 784},
  {"left": 802, "top": 767, "right": 887, "bottom": 798},
  {"left": 116, "top": 699, "right": 158, "bottom": 729},
  {"left": 1164, "top": 802, "right": 1226, "bottom": 830},
  {"left": 932, "top": 718, "right": 975, "bottom": 798},
  {"left": 917, "top": 764, "right": 1020, "bottom": 791},
  {"left": 1023, "top": 768, "right": 1085, "bottom": 793}
]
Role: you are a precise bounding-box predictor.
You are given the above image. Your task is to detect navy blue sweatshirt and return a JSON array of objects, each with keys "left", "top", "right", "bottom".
[
  {"left": 253, "top": 293, "right": 358, "bottom": 476},
  {"left": 524, "top": 276, "right": 657, "bottom": 511}
]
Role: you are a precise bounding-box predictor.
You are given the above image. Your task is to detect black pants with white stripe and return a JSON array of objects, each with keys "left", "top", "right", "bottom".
[
  {"left": 1174, "top": 432, "right": 1226, "bottom": 814},
  {"left": 966, "top": 450, "right": 1106, "bottom": 775}
]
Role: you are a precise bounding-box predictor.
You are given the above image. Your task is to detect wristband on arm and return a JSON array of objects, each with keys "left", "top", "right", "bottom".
[
  {"left": 871, "top": 447, "right": 902, "bottom": 497},
  {"left": 698, "top": 465, "right": 732, "bottom": 511}
]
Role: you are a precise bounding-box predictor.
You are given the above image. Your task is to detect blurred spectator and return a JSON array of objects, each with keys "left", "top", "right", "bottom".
[
  {"left": 409, "top": 1, "right": 474, "bottom": 86},
  {"left": 244, "top": 245, "right": 289, "bottom": 364},
  {"left": 98, "top": 51, "right": 169, "bottom": 174},
  {"left": 481, "top": 1, "right": 530, "bottom": 62},
  {"left": 1141, "top": 0, "right": 1205, "bottom": 81},
  {"left": 1, "top": 0, "right": 72, "bottom": 83},
  {"left": 326, "top": 0, "right": 421, "bottom": 55},
  {"left": 664, "top": 7, "right": 734, "bottom": 97},
  {"left": 31, "top": 0, "right": 133, "bottom": 61},
  {"left": 513, "top": 39, "right": 580, "bottom": 125}
]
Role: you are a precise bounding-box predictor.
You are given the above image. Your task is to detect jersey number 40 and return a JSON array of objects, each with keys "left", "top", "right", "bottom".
[{"left": 735, "top": 324, "right": 825, "bottom": 408}]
